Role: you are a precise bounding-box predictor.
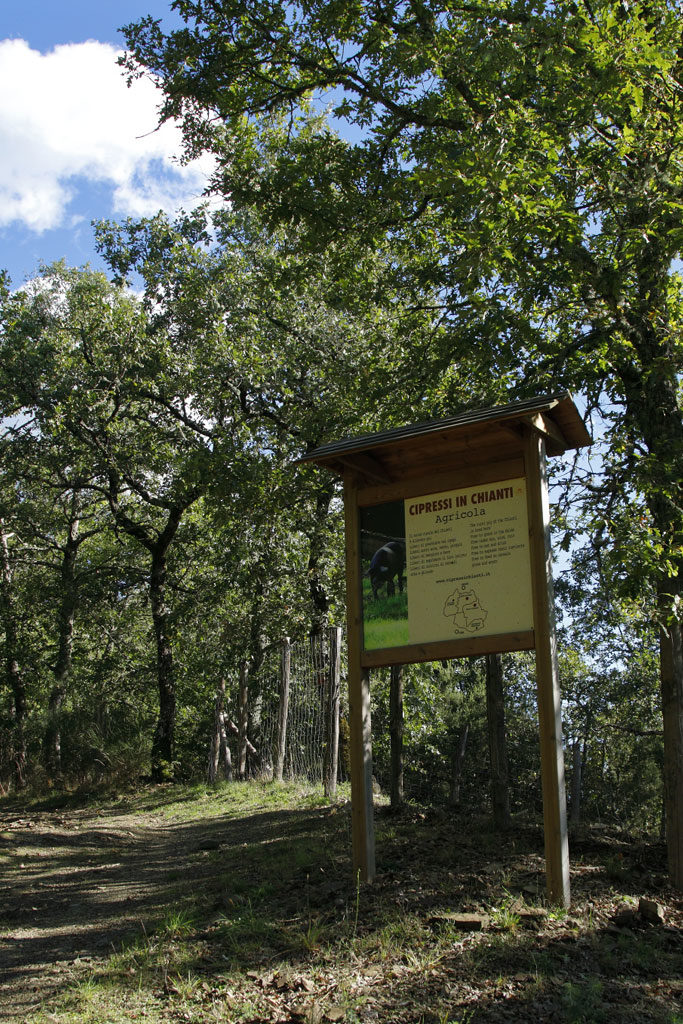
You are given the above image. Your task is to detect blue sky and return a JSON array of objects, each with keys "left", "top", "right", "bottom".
[{"left": 1, "top": 1, "right": 213, "bottom": 285}]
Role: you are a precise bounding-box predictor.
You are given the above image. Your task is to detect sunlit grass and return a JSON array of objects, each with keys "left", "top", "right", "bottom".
[
  {"left": 363, "top": 617, "right": 410, "bottom": 649},
  {"left": 112, "top": 777, "right": 328, "bottom": 822}
]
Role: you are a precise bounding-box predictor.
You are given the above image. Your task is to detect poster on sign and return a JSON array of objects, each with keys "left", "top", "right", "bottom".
[
  {"left": 360, "top": 500, "right": 409, "bottom": 651},
  {"left": 361, "top": 478, "right": 533, "bottom": 651}
]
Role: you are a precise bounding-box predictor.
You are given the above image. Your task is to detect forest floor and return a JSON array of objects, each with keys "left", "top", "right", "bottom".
[{"left": 0, "top": 780, "right": 682, "bottom": 1024}]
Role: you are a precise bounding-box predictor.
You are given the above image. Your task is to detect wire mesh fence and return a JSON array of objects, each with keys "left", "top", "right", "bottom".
[{"left": 212, "top": 628, "right": 347, "bottom": 787}]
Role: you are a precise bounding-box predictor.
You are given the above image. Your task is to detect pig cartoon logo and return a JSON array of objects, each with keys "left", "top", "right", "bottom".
[{"left": 443, "top": 583, "right": 488, "bottom": 634}]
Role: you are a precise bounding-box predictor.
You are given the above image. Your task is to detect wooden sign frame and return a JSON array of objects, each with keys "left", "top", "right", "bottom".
[{"left": 301, "top": 394, "right": 591, "bottom": 907}]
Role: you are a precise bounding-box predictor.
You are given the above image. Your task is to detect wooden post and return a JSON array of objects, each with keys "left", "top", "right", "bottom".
[
  {"left": 274, "top": 637, "right": 291, "bottom": 782},
  {"left": 324, "top": 626, "right": 342, "bottom": 798},
  {"left": 344, "top": 473, "right": 376, "bottom": 881},
  {"left": 238, "top": 661, "right": 249, "bottom": 781},
  {"left": 524, "top": 427, "right": 571, "bottom": 907}
]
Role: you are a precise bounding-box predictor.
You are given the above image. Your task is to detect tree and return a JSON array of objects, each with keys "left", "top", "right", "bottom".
[
  {"left": 0, "top": 517, "right": 26, "bottom": 788},
  {"left": 0, "top": 263, "right": 245, "bottom": 779},
  {"left": 123, "top": 0, "right": 683, "bottom": 885},
  {"left": 1, "top": 202, "right": 437, "bottom": 781},
  {"left": 95, "top": 205, "right": 455, "bottom": 636}
]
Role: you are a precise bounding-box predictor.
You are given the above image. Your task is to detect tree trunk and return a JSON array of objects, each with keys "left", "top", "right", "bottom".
[
  {"left": 274, "top": 638, "right": 291, "bottom": 782},
  {"left": 449, "top": 724, "right": 469, "bottom": 807},
  {"left": 390, "top": 663, "right": 404, "bottom": 808},
  {"left": 485, "top": 652, "right": 510, "bottom": 830},
  {"left": 43, "top": 688, "right": 65, "bottom": 778},
  {"left": 208, "top": 705, "right": 220, "bottom": 784},
  {"left": 43, "top": 517, "right": 80, "bottom": 777},
  {"left": 615, "top": 283, "right": 683, "bottom": 888},
  {"left": 0, "top": 524, "right": 26, "bottom": 788},
  {"left": 660, "top": 615, "right": 683, "bottom": 887},
  {"left": 209, "top": 679, "right": 233, "bottom": 783},
  {"left": 150, "top": 543, "right": 176, "bottom": 781},
  {"left": 227, "top": 716, "right": 258, "bottom": 758},
  {"left": 238, "top": 661, "right": 249, "bottom": 780},
  {"left": 324, "top": 626, "right": 341, "bottom": 798},
  {"left": 107, "top": 478, "right": 201, "bottom": 784},
  {"left": 218, "top": 713, "right": 232, "bottom": 780}
]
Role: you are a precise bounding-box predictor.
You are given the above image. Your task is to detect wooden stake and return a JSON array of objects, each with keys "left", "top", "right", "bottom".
[
  {"left": 344, "top": 473, "right": 376, "bottom": 881},
  {"left": 238, "top": 662, "right": 249, "bottom": 781},
  {"left": 524, "top": 427, "right": 570, "bottom": 907}
]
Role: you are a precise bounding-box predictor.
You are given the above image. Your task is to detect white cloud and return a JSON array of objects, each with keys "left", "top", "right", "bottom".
[{"left": 0, "top": 38, "right": 213, "bottom": 231}]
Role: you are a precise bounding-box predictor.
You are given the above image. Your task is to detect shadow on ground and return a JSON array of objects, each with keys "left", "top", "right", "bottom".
[{"left": 0, "top": 798, "right": 345, "bottom": 1018}]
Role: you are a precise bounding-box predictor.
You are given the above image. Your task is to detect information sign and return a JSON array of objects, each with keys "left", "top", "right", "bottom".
[
  {"left": 302, "top": 394, "right": 592, "bottom": 905},
  {"left": 361, "top": 477, "right": 533, "bottom": 651}
]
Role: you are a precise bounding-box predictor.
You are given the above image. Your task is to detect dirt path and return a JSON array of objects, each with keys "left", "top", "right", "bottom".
[
  {"left": 0, "top": 801, "right": 224, "bottom": 1021},
  {"left": 2, "top": 795, "right": 682, "bottom": 1024}
]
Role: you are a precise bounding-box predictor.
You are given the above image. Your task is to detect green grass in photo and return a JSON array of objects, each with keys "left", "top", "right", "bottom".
[
  {"left": 362, "top": 577, "right": 409, "bottom": 649},
  {"left": 363, "top": 617, "right": 410, "bottom": 649}
]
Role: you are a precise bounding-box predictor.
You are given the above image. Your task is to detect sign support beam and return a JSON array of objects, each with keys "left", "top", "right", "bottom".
[
  {"left": 344, "top": 473, "right": 376, "bottom": 882},
  {"left": 524, "top": 426, "right": 571, "bottom": 907}
]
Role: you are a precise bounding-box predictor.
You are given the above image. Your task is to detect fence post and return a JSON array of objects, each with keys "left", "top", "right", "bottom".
[
  {"left": 274, "top": 637, "right": 291, "bottom": 782},
  {"left": 325, "top": 626, "right": 342, "bottom": 798},
  {"left": 238, "top": 662, "right": 249, "bottom": 780}
]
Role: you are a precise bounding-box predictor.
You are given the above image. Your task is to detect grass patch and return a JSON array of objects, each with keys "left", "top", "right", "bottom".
[
  {"left": 362, "top": 579, "right": 409, "bottom": 649},
  {"left": 363, "top": 616, "right": 410, "bottom": 648},
  {"left": 363, "top": 584, "right": 408, "bottom": 621}
]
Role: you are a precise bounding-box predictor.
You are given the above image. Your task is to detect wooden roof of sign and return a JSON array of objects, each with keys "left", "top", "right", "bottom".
[{"left": 300, "top": 392, "right": 591, "bottom": 485}]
